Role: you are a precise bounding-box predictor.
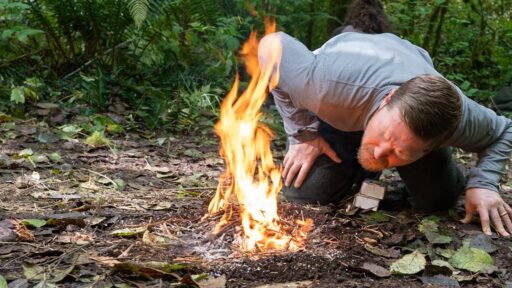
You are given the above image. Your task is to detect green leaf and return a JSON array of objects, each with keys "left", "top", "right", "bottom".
[
  {"left": 360, "top": 211, "right": 390, "bottom": 223},
  {"left": 10, "top": 87, "right": 25, "bottom": 104},
  {"left": 19, "top": 148, "right": 34, "bottom": 157},
  {"left": 435, "top": 248, "right": 456, "bottom": 259},
  {"left": 48, "top": 153, "right": 62, "bottom": 163},
  {"left": 425, "top": 232, "right": 452, "bottom": 245},
  {"left": 0, "top": 275, "right": 7, "bottom": 288},
  {"left": 22, "top": 219, "right": 47, "bottom": 228},
  {"left": 184, "top": 148, "right": 203, "bottom": 158},
  {"left": 113, "top": 178, "right": 126, "bottom": 191},
  {"left": 418, "top": 218, "right": 439, "bottom": 234},
  {"left": 390, "top": 250, "right": 426, "bottom": 275},
  {"left": 448, "top": 247, "right": 494, "bottom": 273},
  {"left": 111, "top": 226, "right": 147, "bottom": 237},
  {"left": 84, "top": 131, "right": 111, "bottom": 148},
  {"left": 58, "top": 124, "right": 82, "bottom": 140},
  {"left": 23, "top": 263, "right": 46, "bottom": 280}
]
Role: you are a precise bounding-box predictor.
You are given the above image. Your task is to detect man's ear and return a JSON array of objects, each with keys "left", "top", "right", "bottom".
[{"left": 379, "top": 89, "right": 396, "bottom": 108}]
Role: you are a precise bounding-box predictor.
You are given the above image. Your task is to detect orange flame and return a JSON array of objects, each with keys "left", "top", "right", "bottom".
[{"left": 207, "top": 20, "right": 312, "bottom": 251}]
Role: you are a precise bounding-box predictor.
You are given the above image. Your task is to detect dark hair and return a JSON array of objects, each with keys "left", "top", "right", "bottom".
[
  {"left": 335, "top": 0, "right": 393, "bottom": 36},
  {"left": 388, "top": 75, "right": 462, "bottom": 147}
]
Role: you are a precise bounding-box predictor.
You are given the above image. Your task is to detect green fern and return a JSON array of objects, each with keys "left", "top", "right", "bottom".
[{"left": 128, "top": 0, "right": 150, "bottom": 28}]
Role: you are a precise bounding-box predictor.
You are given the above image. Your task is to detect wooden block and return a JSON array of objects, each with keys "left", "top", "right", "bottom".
[
  {"left": 360, "top": 180, "right": 386, "bottom": 200},
  {"left": 353, "top": 194, "right": 380, "bottom": 211}
]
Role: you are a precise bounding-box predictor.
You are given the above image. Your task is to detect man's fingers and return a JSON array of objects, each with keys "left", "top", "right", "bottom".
[
  {"left": 294, "top": 161, "right": 313, "bottom": 188},
  {"left": 499, "top": 205, "right": 512, "bottom": 235},
  {"left": 285, "top": 163, "right": 301, "bottom": 187},
  {"left": 462, "top": 202, "right": 475, "bottom": 224},
  {"left": 282, "top": 158, "right": 292, "bottom": 182},
  {"left": 323, "top": 145, "right": 341, "bottom": 163},
  {"left": 478, "top": 207, "right": 492, "bottom": 235},
  {"left": 501, "top": 212, "right": 512, "bottom": 236},
  {"left": 490, "top": 209, "right": 510, "bottom": 237}
]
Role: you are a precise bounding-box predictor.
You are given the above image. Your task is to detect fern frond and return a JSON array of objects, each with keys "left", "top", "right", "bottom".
[{"left": 128, "top": 0, "right": 150, "bottom": 28}]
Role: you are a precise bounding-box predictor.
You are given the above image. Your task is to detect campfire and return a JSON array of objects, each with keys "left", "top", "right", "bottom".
[{"left": 206, "top": 20, "right": 313, "bottom": 252}]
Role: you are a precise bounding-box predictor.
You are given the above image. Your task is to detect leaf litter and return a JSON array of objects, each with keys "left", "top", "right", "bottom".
[{"left": 0, "top": 118, "right": 511, "bottom": 287}]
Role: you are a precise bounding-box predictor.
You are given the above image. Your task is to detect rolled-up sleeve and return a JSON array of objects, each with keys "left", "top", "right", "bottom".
[
  {"left": 446, "top": 94, "right": 512, "bottom": 192},
  {"left": 258, "top": 32, "right": 320, "bottom": 144}
]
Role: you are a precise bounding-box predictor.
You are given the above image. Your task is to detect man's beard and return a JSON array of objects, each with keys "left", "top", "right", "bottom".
[{"left": 358, "top": 144, "right": 389, "bottom": 172}]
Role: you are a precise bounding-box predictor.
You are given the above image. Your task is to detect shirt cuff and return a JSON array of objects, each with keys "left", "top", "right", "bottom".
[{"left": 288, "top": 130, "right": 320, "bottom": 144}]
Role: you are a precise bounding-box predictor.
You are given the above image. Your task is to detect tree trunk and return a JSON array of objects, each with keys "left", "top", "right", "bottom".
[
  {"left": 422, "top": 5, "right": 441, "bottom": 51},
  {"left": 431, "top": 0, "right": 450, "bottom": 58}
]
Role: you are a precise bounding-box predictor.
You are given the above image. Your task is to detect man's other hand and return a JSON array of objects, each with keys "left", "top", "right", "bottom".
[
  {"left": 283, "top": 137, "right": 342, "bottom": 188},
  {"left": 463, "top": 188, "right": 512, "bottom": 237}
]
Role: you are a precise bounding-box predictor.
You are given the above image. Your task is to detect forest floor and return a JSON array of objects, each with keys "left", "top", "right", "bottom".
[{"left": 1, "top": 114, "right": 512, "bottom": 288}]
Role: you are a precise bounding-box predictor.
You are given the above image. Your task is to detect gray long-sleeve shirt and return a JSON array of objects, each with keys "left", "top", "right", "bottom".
[{"left": 258, "top": 32, "right": 512, "bottom": 192}]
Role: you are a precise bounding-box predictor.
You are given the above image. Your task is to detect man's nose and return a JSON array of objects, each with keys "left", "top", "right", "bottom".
[{"left": 374, "top": 144, "right": 392, "bottom": 160}]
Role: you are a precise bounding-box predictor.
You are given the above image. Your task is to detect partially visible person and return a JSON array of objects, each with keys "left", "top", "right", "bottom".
[{"left": 329, "top": 0, "right": 393, "bottom": 38}]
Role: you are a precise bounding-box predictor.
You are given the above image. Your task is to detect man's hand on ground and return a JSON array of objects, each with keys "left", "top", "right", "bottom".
[
  {"left": 283, "top": 137, "right": 341, "bottom": 188},
  {"left": 463, "top": 188, "right": 512, "bottom": 237}
]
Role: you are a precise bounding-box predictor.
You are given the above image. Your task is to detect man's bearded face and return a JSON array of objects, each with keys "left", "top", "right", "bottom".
[{"left": 358, "top": 144, "right": 389, "bottom": 172}]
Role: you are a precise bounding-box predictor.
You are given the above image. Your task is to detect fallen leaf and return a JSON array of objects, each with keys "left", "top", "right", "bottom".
[
  {"left": 382, "top": 233, "right": 404, "bottom": 245},
  {"left": 111, "top": 262, "right": 180, "bottom": 279},
  {"left": 22, "top": 219, "right": 47, "bottom": 228},
  {"left": 0, "top": 226, "right": 16, "bottom": 242},
  {"left": 436, "top": 248, "right": 456, "bottom": 259},
  {"left": 79, "top": 182, "right": 100, "bottom": 191},
  {"left": 448, "top": 246, "right": 494, "bottom": 273},
  {"left": 452, "top": 273, "right": 475, "bottom": 282},
  {"left": 254, "top": 281, "right": 314, "bottom": 288},
  {"left": 55, "top": 233, "right": 94, "bottom": 245},
  {"left": 142, "top": 231, "right": 175, "bottom": 246},
  {"left": 23, "top": 263, "right": 46, "bottom": 281},
  {"left": 19, "top": 148, "right": 34, "bottom": 157},
  {"left": 360, "top": 211, "right": 390, "bottom": 223},
  {"left": 84, "top": 216, "right": 107, "bottom": 226},
  {"left": 0, "top": 275, "right": 7, "bottom": 288},
  {"left": 364, "top": 244, "right": 397, "bottom": 258},
  {"left": 84, "top": 131, "right": 111, "bottom": 148},
  {"left": 420, "top": 275, "right": 459, "bottom": 287},
  {"left": 426, "top": 232, "right": 452, "bottom": 245},
  {"left": 113, "top": 178, "right": 126, "bottom": 191},
  {"left": 425, "top": 259, "right": 453, "bottom": 276},
  {"left": 197, "top": 275, "right": 227, "bottom": 288},
  {"left": 389, "top": 250, "right": 426, "bottom": 275},
  {"left": 111, "top": 226, "right": 147, "bottom": 237},
  {"left": 149, "top": 201, "right": 172, "bottom": 210},
  {"left": 36, "top": 103, "right": 59, "bottom": 109},
  {"left": 418, "top": 217, "right": 439, "bottom": 234},
  {"left": 144, "top": 164, "right": 171, "bottom": 173},
  {"left": 48, "top": 152, "right": 62, "bottom": 162},
  {"left": 360, "top": 262, "right": 390, "bottom": 278},
  {"left": 33, "top": 281, "right": 58, "bottom": 288},
  {"left": 468, "top": 234, "right": 498, "bottom": 253},
  {"left": 36, "top": 133, "right": 60, "bottom": 144},
  {"left": 184, "top": 148, "right": 203, "bottom": 158}
]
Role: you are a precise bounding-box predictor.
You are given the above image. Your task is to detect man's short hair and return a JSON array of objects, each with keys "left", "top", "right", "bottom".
[{"left": 388, "top": 74, "right": 462, "bottom": 147}]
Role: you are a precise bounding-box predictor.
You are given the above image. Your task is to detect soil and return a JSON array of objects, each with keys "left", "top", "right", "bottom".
[{"left": 1, "top": 123, "right": 512, "bottom": 288}]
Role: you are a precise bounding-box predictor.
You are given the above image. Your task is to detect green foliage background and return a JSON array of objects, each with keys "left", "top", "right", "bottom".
[{"left": 1, "top": 0, "right": 511, "bottom": 131}]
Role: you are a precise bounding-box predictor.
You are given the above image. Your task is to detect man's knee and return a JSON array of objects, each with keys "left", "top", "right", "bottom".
[
  {"left": 281, "top": 156, "right": 354, "bottom": 205},
  {"left": 399, "top": 148, "right": 466, "bottom": 211}
]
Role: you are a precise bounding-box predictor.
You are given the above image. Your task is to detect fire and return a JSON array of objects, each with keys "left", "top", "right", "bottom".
[{"left": 207, "top": 20, "right": 312, "bottom": 251}]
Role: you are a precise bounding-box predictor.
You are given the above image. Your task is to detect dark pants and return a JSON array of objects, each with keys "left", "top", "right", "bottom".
[{"left": 282, "top": 121, "right": 466, "bottom": 211}]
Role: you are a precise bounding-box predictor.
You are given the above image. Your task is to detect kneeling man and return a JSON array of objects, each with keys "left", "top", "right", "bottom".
[{"left": 258, "top": 31, "right": 512, "bottom": 237}]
